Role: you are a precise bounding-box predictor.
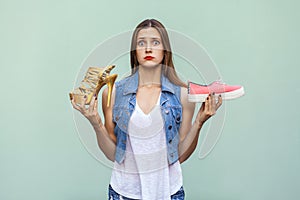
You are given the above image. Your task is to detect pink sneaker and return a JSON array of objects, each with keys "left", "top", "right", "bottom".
[{"left": 188, "top": 80, "right": 245, "bottom": 102}]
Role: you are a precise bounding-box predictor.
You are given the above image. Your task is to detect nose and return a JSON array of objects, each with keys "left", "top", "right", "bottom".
[
  {"left": 145, "top": 47, "right": 152, "bottom": 54},
  {"left": 145, "top": 48, "right": 152, "bottom": 53},
  {"left": 145, "top": 41, "right": 152, "bottom": 52}
]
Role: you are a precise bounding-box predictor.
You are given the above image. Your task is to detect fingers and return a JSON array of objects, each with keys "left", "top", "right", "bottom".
[
  {"left": 205, "top": 93, "right": 214, "bottom": 115},
  {"left": 206, "top": 93, "right": 221, "bottom": 116},
  {"left": 89, "top": 94, "right": 97, "bottom": 113},
  {"left": 94, "top": 95, "right": 98, "bottom": 111},
  {"left": 216, "top": 94, "right": 222, "bottom": 110},
  {"left": 207, "top": 94, "right": 211, "bottom": 113},
  {"left": 80, "top": 95, "right": 87, "bottom": 109},
  {"left": 90, "top": 94, "right": 99, "bottom": 114},
  {"left": 211, "top": 93, "right": 216, "bottom": 114},
  {"left": 70, "top": 94, "right": 99, "bottom": 119},
  {"left": 197, "top": 93, "right": 223, "bottom": 125},
  {"left": 70, "top": 95, "right": 88, "bottom": 115},
  {"left": 71, "top": 98, "right": 81, "bottom": 112},
  {"left": 199, "top": 101, "right": 205, "bottom": 112}
]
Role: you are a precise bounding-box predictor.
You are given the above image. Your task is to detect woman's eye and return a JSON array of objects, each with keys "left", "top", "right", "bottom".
[
  {"left": 137, "top": 41, "right": 145, "bottom": 46},
  {"left": 153, "top": 40, "right": 160, "bottom": 46}
]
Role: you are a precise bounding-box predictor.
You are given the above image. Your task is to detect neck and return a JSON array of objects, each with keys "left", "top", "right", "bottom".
[{"left": 138, "top": 65, "right": 162, "bottom": 86}]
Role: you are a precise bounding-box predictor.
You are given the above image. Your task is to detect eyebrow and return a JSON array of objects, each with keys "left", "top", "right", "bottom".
[{"left": 137, "top": 37, "right": 161, "bottom": 40}]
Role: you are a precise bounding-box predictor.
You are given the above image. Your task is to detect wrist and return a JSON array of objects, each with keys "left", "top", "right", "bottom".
[
  {"left": 195, "top": 119, "right": 205, "bottom": 129},
  {"left": 89, "top": 115, "right": 102, "bottom": 127}
]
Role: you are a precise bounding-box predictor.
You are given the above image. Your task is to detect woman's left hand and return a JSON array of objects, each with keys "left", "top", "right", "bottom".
[{"left": 195, "top": 93, "right": 222, "bottom": 126}]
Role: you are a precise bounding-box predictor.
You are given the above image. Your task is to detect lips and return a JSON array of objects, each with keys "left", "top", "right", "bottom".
[{"left": 144, "top": 56, "right": 154, "bottom": 60}]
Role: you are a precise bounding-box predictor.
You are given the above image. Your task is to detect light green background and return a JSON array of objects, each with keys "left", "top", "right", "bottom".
[{"left": 1, "top": 0, "right": 299, "bottom": 199}]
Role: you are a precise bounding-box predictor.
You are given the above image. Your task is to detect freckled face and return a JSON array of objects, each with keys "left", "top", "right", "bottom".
[{"left": 136, "top": 27, "right": 164, "bottom": 68}]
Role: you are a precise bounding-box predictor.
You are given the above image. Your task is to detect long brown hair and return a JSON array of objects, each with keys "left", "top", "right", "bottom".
[{"left": 130, "top": 19, "right": 187, "bottom": 88}]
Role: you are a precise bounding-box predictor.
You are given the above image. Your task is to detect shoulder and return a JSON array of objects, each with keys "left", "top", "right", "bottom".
[
  {"left": 115, "top": 76, "right": 129, "bottom": 88},
  {"left": 115, "top": 74, "right": 136, "bottom": 87}
]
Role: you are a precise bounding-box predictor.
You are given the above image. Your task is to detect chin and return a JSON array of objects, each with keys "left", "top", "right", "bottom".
[{"left": 140, "top": 63, "right": 161, "bottom": 68}]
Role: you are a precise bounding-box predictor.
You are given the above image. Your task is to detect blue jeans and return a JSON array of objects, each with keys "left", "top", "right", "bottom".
[{"left": 108, "top": 184, "right": 185, "bottom": 200}]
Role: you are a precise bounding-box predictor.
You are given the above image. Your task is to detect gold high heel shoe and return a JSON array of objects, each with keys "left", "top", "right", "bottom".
[{"left": 69, "top": 65, "right": 117, "bottom": 107}]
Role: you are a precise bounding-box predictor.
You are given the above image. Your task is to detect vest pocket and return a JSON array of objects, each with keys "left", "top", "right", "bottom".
[
  {"left": 113, "top": 106, "right": 131, "bottom": 133},
  {"left": 171, "top": 107, "right": 182, "bottom": 124}
]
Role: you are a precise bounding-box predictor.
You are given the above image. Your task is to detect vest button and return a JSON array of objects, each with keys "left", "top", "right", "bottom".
[
  {"left": 168, "top": 125, "right": 172, "bottom": 130},
  {"left": 165, "top": 110, "right": 169, "bottom": 114}
]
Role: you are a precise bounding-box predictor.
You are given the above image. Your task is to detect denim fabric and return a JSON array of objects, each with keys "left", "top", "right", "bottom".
[
  {"left": 113, "top": 71, "right": 182, "bottom": 165},
  {"left": 108, "top": 184, "right": 185, "bottom": 200},
  {"left": 170, "top": 186, "right": 185, "bottom": 200}
]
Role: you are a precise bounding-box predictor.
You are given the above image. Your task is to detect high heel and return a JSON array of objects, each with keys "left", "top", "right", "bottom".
[
  {"left": 106, "top": 73, "right": 117, "bottom": 107},
  {"left": 69, "top": 65, "right": 118, "bottom": 107}
]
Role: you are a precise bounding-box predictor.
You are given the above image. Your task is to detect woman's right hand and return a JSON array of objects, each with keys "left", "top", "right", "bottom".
[{"left": 71, "top": 94, "right": 102, "bottom": 127}]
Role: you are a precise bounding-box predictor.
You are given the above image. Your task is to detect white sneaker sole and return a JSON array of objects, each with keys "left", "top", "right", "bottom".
[{"left": 188, "top": 87, "right": 245, "bottom": 102}]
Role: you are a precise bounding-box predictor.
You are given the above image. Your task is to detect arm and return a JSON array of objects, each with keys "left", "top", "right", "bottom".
[
  {"left": 70, "top": 87, "right": 116, "bottom": 162},
  {"left": 178, "top": 87, "right": 222, "bottom": 163},
  {"left": 102, "top": 87, "right": 117, "bottom": 144}
]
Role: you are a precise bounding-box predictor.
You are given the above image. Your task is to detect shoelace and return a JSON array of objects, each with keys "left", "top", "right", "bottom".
[
  {"left": 74, "top": 65, "right": 115, "bottom": 95},
  {"left": 76, "top": 68, "right": 103, "bottom": 94}
]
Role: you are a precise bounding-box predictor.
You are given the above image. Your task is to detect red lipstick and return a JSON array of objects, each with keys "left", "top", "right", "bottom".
[{"left": 144, "top": 56, "right": 154, "bottom": 60}]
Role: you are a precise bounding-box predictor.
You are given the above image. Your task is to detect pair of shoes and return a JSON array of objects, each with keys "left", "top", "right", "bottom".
[
  {"left": 69, "top": 65, "right": 117, "bottom": 107},
  {"left": 188, "top": 80, "right": 245, "bottom": 102}
]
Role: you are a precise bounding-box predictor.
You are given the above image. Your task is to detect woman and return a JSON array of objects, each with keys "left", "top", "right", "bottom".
[{"left": 71, "top": 19, "right": 222, "bottom": 200}]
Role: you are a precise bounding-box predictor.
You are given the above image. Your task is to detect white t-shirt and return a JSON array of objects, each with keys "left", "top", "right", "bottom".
[{"left": 110, "top": 93, "right": 183, "bottom": 200}]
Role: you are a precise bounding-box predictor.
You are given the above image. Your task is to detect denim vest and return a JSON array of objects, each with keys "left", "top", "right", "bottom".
[{"left": 113, "top": 71, "right": 182, "bottom": 165}]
